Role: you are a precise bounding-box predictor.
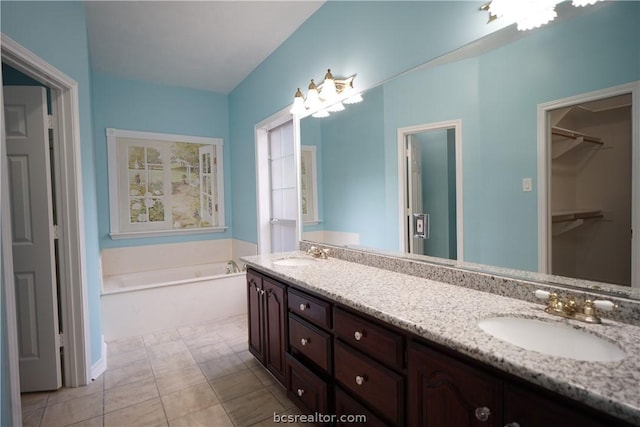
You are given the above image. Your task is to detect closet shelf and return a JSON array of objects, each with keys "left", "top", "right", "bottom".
[
  {"left": 552, "top": 210, "right": 603, "bottom": 236},
  {"left": 551, "top": 126, "right": 604, "bottom": 159}
]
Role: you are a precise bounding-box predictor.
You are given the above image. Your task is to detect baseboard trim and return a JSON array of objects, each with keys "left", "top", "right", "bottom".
[{"left": 90, "top": 337, "right": 107, "bottom": 380}]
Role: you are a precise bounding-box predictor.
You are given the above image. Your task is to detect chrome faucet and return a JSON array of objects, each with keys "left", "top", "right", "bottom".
[
  {"left": 226, "top": 260, "right": 244, "bottom": 274},
  {"left": 534, "top": 290, "right": 617, "bottom": 324},
  {"left": 306, "top": 246, "right": 329, "bottom": 259}
]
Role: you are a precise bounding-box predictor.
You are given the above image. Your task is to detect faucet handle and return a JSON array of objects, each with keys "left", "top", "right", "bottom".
[
  {"left": 534, "top": 290, "right": 550, "bottom": 300},
  {"left": 593, "top": 300, "right": 617, "bottom": 312}
]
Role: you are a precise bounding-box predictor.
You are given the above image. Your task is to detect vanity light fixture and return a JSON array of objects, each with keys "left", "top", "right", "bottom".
[
  {"left": 480, "top": 0, "right": 602, "bottom": 31},
  {"left": 290, "top": 69, "right": 363, "bottom": 118}
]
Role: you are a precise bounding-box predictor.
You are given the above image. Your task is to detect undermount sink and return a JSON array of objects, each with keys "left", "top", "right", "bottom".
[
  {"left": 273, "top": 257, "right": 316, "bottom": 267},
  {"left": 477, "top": 316, "right": 625, "bottom": 362}
]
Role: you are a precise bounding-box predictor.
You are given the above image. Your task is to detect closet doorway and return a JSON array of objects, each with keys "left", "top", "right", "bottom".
[{"left": 538, "top": 83, "right": 639, "bottom": 287}]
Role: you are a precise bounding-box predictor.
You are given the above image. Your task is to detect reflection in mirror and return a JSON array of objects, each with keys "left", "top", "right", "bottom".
[
  {"left": 298, "top": 1, "right": 640, "bottom": 298},
  {"left": 401, "top": 123, "right": 460, "bottom": 261}
]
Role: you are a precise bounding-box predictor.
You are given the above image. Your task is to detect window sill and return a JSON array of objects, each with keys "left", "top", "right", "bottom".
[{"left": 109, "top": 227, "right": 227, "bottom": 240}]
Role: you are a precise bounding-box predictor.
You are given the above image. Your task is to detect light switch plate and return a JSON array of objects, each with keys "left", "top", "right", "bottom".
[{"left": 522, "top": 177, "right": 533, "bottom": 192}]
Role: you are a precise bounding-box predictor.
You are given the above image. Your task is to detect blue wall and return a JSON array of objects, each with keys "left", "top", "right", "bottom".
[
  {"left": 229, "top": 1, "right": 507, "bottom": 245},
  {"left": 382, "top": 1, "right": 640, "bottom": 270},
  {"left": 1, "top": 1, "right": 103, "bottom": 367},
  {"left": 91, "top": 73, "right": 231, "bottom": 249}
]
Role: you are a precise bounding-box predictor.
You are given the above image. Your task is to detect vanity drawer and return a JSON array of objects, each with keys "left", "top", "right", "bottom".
[
  {"left": 334, "top": 341, "right": 404, "bottom": 425},
  {"left": 335, "top": 386, "right": 389, "bottom": 427},
  {"left": 334, "top": 308, "right": 403, "bottom": 370},
  {"left": 286, "top": 353, "right": 328, "bottom": 415},
  {"left": 289, "top": 314, "right": 331, "bottom": 372},
  {"left": 288, "top": 288, "right": 331, "bottom": 329}
]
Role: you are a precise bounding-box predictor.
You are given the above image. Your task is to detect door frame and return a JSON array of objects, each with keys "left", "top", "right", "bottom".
[
  {"left": 397, "top": 119, "right": 464, "bottom": 260},
  {"left": 537, "top": 81, "right": 640, "bottom": 288},
  {"left": 254, "top": 107, "right": 299, "bottom": 255},
  {"left": 1, "top": 34, "right": 91, "bottom": 410}
]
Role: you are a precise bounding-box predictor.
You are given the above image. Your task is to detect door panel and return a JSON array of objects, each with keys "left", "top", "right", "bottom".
[{"left": 4, "top": 86, "right": 61, "bottom": 392}]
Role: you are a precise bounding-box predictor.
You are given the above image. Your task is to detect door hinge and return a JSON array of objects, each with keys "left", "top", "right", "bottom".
[
  {"left": 48, "top": 115, "right": 54, "bottom": 130},
  {"left": 56, "top": 333, "right": 65, "bottom": 348},
  {"left": 53, "top": 224, "right": 60, "bottom": 240}
]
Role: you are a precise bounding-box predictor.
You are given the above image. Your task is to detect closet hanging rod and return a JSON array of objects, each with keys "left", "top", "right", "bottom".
[
  {"left": 552, "top": 210, "right": 603, "bottom": 224},
  {"left": 551, "top": 126, "right": 603, "bottom": 145}
]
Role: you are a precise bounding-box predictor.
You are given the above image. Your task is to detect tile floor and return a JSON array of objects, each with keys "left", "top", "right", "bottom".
[{"left": 21, "top": 314, "right": 308, "bottom": 427}]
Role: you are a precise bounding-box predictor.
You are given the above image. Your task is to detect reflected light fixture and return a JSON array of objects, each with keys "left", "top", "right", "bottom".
[
  {"left": 480, "top": 0, "right": 602, "bottom": 31},
  {"left": 290, "top": 69, "right": 363, "bottom": 118}
]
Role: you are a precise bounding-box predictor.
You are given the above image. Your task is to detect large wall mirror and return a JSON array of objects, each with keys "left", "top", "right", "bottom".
[{"left": 297, "top": 1, "right": 640, "bottom": 298}]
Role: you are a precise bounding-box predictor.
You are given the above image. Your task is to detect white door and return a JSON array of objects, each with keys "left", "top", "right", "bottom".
[
  {"left": 4, "top": 86, "right": 62, "bottom": 391},
  {"left": 406, "top": 135, "right": 425, "bottom": 255},
  {"left": 199, "top": 145, "right": 215, "bottom": 226}
]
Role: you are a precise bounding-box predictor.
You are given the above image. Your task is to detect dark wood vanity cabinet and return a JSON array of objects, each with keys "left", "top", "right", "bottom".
[
  {"left": 408, "top": 341, "right": 502, "bottom": 427},
  {"left": 246, "top": 270, "right": 287, "bottom": 384},
  {"left": 408, "top": 341, "right": 632, "bottom": 427},
  {"left": 247, "top": 268, "right": 632, "bottom": 427}
]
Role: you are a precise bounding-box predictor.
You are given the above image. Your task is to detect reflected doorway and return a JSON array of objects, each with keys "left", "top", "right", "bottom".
[
  {"left": 398, "top": 120, "right": 463, "bottom": 260},
  {"left": 540, "top": 86, "right": 638, "bottom": 287}
]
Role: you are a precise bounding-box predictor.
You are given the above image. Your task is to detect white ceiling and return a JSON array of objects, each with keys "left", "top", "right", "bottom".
[{"left": 85, "top": 1, "right": 324, "bottom": 94}]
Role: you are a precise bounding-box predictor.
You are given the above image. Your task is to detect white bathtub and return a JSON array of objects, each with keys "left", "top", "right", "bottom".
[{"left": 102, "top": 262, "right": 247, "bottom": 340}]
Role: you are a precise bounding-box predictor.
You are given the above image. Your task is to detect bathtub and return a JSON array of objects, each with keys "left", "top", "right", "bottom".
[{"left": 101, "top": 262, "right": 247, "bottom": 340}]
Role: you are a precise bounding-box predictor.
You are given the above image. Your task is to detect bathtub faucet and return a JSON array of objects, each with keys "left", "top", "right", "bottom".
[{"left": 226, "top": 260, "right": 244, "bottom": 274}]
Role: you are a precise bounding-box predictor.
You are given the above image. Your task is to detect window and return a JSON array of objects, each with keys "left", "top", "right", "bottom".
[
  {"left": 300, "top": 145, "right": 319, "bottom": 224},
  {"left": 107, "top": 128, "right": 225, "bottom": 239}
]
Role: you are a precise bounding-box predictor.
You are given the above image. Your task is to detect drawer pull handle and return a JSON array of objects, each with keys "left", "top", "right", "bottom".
[
  {"left": 299, "top": 303, "right": 308, "bottom": 311},
  {"left": 475, "top": 407, "right": 491, "bottom": 422},
  {"left": 355, "top": 375, "right": 366, "bottom": 386},
  {"left": 300, "top": 338, "right": 309, "bottom": 346},
  {"left": 504, "top": 423, "right": 520, "bottom": 427},
  {"left": 354, "top": 331, "right": 363, "bottom": 341},
  {"left": 297, "top": 388, "right": 304, "bottom": 397}
]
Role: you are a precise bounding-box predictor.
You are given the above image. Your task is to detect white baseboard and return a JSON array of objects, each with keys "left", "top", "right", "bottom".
[{"left": 90, "top": 337, "right": 107, "bottom": 380}]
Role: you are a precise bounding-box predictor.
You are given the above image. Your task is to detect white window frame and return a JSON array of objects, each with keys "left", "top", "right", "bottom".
[
  {"left": 107, "top": 128, "right": 226, "bottom": 239},
  {"left": 300, "top": 145, "right": 320, "bottom": 225}
]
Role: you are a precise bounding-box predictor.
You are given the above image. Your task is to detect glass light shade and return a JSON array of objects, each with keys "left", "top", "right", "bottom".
[
  {"left": 517, "top": 6, "right": 557, "bottom": 31},
  {"left": 343, "top": 93, "right": 363, "bottom": 105},
  {"left": 320, "top": 69, "right": 337, "bottom": 101},
  {"left": 290, "top": 88, "right": 306, "bottom": 115},
  {"left": 572, "top": 0, "right": 600, "bottom": 6},
  {"left": 305, "top": 80, "right": 322, "bottom": 110},
  {"left": 327, "top": 102, "right": 345, "bottom": 112},
  {"left": 489, "top": 0, "right": 561, "bottom": 31},
  {"left": 312, "top": 109, "right": 330, "bottom": 118}
]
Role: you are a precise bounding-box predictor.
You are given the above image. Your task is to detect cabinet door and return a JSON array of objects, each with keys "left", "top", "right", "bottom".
[
  {"left": 408, "top": 342, "right": 502, "bottom": 427},
  {"left": 247, "top": 271, "right": 264, "bottom": 362},
  {"left": 263, "top": 277, "right": 287, "bottom": 383},
  {"left": 503, "top": 383, "right": 626, "bottom": 427}
]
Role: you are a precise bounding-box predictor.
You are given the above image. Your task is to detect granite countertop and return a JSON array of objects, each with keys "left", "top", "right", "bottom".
[{"left": 241, "top": 251, "right": 640, "bottom": 425}]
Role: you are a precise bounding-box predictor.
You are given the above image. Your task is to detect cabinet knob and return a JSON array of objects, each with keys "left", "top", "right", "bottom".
[
  {"left": 355, "top": 375, "right": 365, "bottom": 386},
  {"left": 354, "top": 331, "right": 363, "bottom": 341},
  {"left": 504, "top": 423, "right": 520, "bottom": 427},
  {"left": 475, "top": 407, "right": 491, "bottom": 422},
  {"left": 260, "top": 289, "right": 265, "bottom": 296},
  {"left": 299, "top": 303, "right": 307, "bottom": 311},
  {"left": 297, "top": 388, "right": 304, "bottom": 397},
  {"left": 300, "top": 338, "right": 309, "bottom": 346}
]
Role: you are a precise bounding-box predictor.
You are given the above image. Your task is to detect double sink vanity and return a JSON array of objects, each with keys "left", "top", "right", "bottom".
[{"left": 242, "top": 244, "right": 640, "bottom": 426}]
